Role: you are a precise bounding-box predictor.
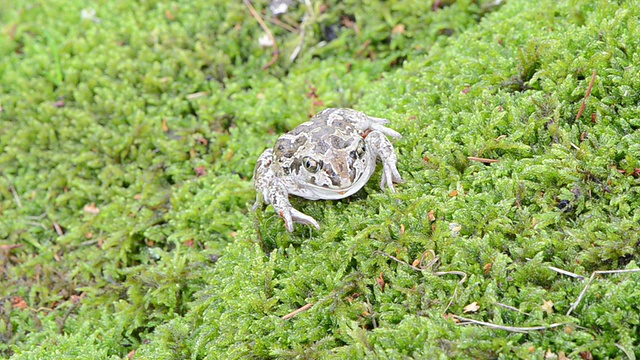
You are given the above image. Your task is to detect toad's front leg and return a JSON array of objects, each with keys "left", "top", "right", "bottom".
[
  {"left": 253, "top": 149, "right": 320, "bottom": 232},
  {"left": 364, "top": 131, "right": 404, "bottom": 192}
]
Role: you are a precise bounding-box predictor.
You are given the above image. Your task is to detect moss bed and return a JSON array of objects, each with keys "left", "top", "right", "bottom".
[{"left": 1, "top": 0, "right": 639, "bottom": 358}]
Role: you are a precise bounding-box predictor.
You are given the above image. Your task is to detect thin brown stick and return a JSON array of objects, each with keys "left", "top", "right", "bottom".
[
  {"left": 244, "top": 0, "right": 279, "bottom": 70},
  {"left": 577, "top": 169, "right": 611, "bottom": 193},
  {"left": 376, "top": 251, "right": 467, "bottom": 284},
  {"left": 282, "top": 303, "right": 313, "bottom": 320},
  {"left": 56, "top": 301, "right": 79, "bottom": 334},
  {"left": 375, "top": 250, "right": 422, "bottom": 271},
  {"left": 355, "top": 39, "right": 371, "bottom": 58},
  {"left": 567, "top": 268, "right": 640, "bottom": 316},
  {"left": 453, "top": 315, "right": 565, "bottom": 333},
  {"left": 575, "top": 69, "right": 597, "bottom": 121},
  {"left": 264, "top": 16, "right": 298, "bottom": 33},
  {"left": 416, "top": 249, "right": 439, "bottom": 270},
  {"left": 0, "top": 244, "right": 22, "bottom": 258},
  {"left": 468, "top": 157, "right": 499, "bottom": 163}
]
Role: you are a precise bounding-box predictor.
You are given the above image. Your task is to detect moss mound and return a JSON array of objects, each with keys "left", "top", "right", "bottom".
[{"left": 1, "top": 0, "right": 639, "bottom": 358}]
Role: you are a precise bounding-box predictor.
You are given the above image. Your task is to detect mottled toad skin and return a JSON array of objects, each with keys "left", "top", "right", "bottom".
[{"left": 253, "top": 108, "right": 403, "bottom": 232}]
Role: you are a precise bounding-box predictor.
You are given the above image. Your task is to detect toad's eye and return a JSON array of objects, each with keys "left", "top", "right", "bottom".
[
  {"left": 351, "top": 139, "right": 366, "bottom": 159},
  {"left": 302, "top": 156, "right": 321, "bottom": 173}
]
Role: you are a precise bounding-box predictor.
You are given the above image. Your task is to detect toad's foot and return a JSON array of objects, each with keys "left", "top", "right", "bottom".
[
  {"left": 365, "top": 130, "right": 404, "bottom": 192},
  {"left": 270, "top": 182, "right": 319, "bottom": 232},
  {"left": 280, "top": 207, "right": 321, "bottom": 233}
]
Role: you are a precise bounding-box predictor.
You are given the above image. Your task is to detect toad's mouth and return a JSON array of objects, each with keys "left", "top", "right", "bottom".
[
  {"left": 309, "top": 171, "right": 364, "bottom": 191},
  {"left": 294, "top": 169, "right": 371, "bottom": 201}
]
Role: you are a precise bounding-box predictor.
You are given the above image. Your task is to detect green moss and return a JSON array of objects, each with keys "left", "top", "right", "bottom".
[{"left": 1, "top": 0, "right": 639, "bottom": 358}]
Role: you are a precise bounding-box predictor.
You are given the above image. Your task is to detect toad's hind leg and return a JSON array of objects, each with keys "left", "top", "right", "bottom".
[{"left": 365, "top": 131, "right": 404, "bottom": 192}]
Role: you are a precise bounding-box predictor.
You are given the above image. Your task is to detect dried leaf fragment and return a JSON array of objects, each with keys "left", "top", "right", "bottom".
[
  {"left": 377, "top": 272, "right": 385, "bottom": 292},
  {"left": 579, "top": 351, "right": 593, "bottom": 360},
  {"left": 483, "top": 263, "right": 492, "bottom": 274},
  {"left": 1, "top": 244, "right": 22, "bottom": 254},
  {"left": 83, "top": 203, "right": 100, "bottom": 215},
  {"left": 194, "top": 165, "right": 207, "bottom": 177},
  {"left": 443, "top": 313, "right": 459, "bottom": 322},
  {"left": 463, "top": 301, "right": 480, "bottom": 313},
  {"left": 580, "top": 131, "right": 587, "bottom": 142},
  {"left": 392, "top": 24, "right": 405, "bottom": 35},
  {"left": 541, "top": 299, "right": 554, "bottom": 315},
  {"left": 12, "top": 296, "right": 28, "bottom": 310},
  {"left": 196, "top": 136, "right": 209, "bottom": 145},
  {"left": 449, "top": 223, "right": 462, "bottom": 235},
  {"left": 187, "top": 91, "right": 207, "bottom": 100},
  {"left": 545, "top": 348, "right": 557, "bottom": 360},
  {"left": 53, "top": 222, "right": 65, "bottom": 236}
]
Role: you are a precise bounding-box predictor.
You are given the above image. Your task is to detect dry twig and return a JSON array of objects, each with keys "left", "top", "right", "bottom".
[
  {"left": 264, "top": 16, "right": 298, "bottom": 33},
  {"left": 548, "top": 265, "right": 585, "bottom": 280},
  {"left": 468, "top": 156, "right": 499, "bottom": 164},
  {"left": 282, "top": 303, "right": 313, "bottom": 320},
  {"left": 575, "top": 69, "right": 597, "bottom": 121},
  {"left": 453, "top": 315, "right": 565, "bottom": 333},
  {"left": 566, "top": 268, "right": 640, "bottom": 316},
  {"left": 376, "top": 250, "right": 422, "bottom": 271},
  {"left": 56, "top": 301, "right": 79, "bottom": 334},
  {"left": 244, "top": 0, "right": 279, "bottom": 70},
  {"left": 355, "top": 39, "right": 371, "bottom": 58}
]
